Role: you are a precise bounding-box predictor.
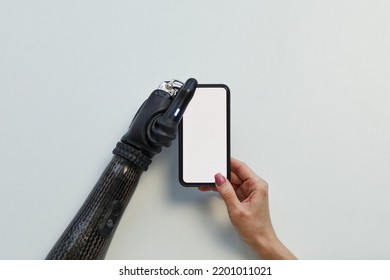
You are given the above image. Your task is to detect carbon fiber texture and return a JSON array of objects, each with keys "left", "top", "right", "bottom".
[{"left": 46, "top": 155, "right": 143, "bottom": 259}]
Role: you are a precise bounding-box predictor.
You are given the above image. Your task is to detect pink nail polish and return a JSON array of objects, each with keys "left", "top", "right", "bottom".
[{"left": 214, "top": 173, "right": 226, "bottom": 186}]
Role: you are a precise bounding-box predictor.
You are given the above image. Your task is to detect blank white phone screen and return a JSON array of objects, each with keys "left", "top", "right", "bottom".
[{"left": 181, "top": 86, "right": 229, "bottom": 184}]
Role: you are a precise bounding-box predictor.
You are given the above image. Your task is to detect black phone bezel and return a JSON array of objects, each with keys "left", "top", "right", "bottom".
[{"left": 179, "top": 84, "right": 231, "bottom": 187}]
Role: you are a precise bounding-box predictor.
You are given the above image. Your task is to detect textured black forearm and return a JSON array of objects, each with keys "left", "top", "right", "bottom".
[{"left": 46, "top": 155, "right": 142, "bottom": 259}]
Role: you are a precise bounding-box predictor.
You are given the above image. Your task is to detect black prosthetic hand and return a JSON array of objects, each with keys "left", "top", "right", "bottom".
[
  {"left": 116, "top": 78, "right": 197, "bottom": 161},
  {"left": 46, "top": 78, "right": 197, "bottom": 260}
]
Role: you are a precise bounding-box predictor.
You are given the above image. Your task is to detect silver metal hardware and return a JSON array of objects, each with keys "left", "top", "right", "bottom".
[{"left": 158, "top": 79, "right": 184, "bottom": 96}]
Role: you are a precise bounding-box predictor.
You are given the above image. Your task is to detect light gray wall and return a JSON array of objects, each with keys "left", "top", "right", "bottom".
[{"left": 1, "top": 1, "right": 389, "bottom": 259}]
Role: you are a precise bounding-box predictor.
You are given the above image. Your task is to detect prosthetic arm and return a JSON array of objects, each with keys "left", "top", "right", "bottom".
[{"left": 46, "top": 78, "right": 198, "bottom": 259}]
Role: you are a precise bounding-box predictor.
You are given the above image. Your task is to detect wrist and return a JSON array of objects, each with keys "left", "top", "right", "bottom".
[
  {"left": 253, "top": 230, "right": 278, "bottom": 257},
  {"left": 253, "top": 230, "right": 297, "bottom": 260},
  {"left": 113, "top": 141, "right": 152, "bottom": 171}
]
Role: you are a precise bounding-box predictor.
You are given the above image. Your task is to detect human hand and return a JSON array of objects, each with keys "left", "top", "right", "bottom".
[{"left": 199, "top": 158, "right": 296, "bottom": 260}]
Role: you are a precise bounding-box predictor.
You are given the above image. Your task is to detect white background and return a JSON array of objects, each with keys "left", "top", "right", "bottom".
[{"left": 1, "top": 1, "right": 389, "bottom": 259}]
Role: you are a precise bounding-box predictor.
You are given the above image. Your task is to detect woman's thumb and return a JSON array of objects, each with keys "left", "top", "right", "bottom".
[{"left": 214, "top": 173, "right": 240, "bottom": 210}]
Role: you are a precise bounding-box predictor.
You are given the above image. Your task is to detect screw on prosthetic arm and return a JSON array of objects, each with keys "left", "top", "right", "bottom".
[{"left": 46, "top": 78, "right": 197, "bottom": 259}]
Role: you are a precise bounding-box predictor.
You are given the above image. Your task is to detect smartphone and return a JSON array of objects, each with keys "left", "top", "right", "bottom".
[{"left": 179, "top": 84, "right": 230, "bottom": 187}]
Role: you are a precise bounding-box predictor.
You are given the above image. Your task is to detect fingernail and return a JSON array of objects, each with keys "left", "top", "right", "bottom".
[{"left": 214, "top": 173, "right": 226, "bottom": 187}]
